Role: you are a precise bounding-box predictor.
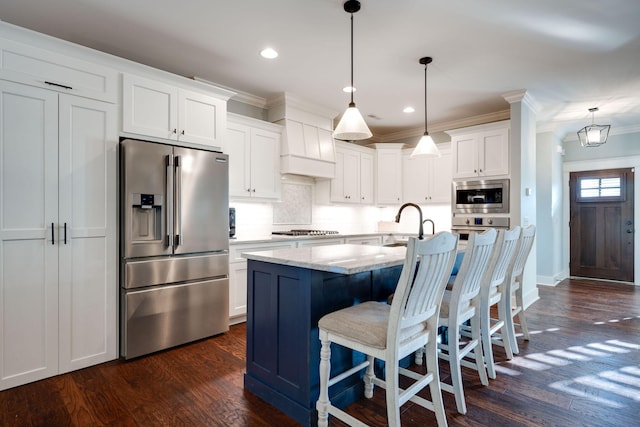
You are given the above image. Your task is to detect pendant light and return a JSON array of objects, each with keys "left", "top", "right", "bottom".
[
  {"left": 333, "top": 0, "right": 372, "bottom": 141},
  {"left": 411, "top": 57, "right": 441, "bottom": 157},
  {"left": 577, "top": 107, "right": 610, "bottom": 147}
]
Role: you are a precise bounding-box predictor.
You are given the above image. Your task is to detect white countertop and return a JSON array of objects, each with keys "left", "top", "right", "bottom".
[
  {"left": 229, "top": 232, "right": 417, "bottom": 245},
  {"left": 242, "top": 244, "right": 408, "bottom": 275}
]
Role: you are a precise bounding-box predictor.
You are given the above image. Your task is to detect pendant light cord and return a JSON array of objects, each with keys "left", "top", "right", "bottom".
[
  {"left": 424, "top": 61, "right": 428, "bottom": 135},
  {"left": 349, "top": 11, "right": 355, "bottom": 107}
]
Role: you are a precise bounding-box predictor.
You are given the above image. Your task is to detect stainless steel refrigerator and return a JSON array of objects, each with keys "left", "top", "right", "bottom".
[{"left": 120, "top": 138, "right": 229, "bottom": 359}]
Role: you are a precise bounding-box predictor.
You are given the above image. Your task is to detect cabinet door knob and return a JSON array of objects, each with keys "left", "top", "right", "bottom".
[
  {"left": 479, "top": 169, "right": 483, "bottom": 172},
  {"left": 247, "top": 188, "right": 251, "bottom": 192},
  {"left": 181, "top": 130, "right": 185, "bottom": 135},
  {"left": 173, "top": 129, "right": 177, "bottom": 134},
  {"left": 252, "top": 189, "right": 256, "bottom": 192}
]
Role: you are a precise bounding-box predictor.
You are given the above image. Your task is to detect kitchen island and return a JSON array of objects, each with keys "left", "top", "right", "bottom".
[{"left": 242, "top": 244, "right": 407, "bottom": 427}]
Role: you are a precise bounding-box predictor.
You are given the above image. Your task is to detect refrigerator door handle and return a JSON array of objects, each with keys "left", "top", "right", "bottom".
[
  {"left": 174, "top": 155, "right": 183, "bottom": 248},
  {"left": 166, "top": 154, "right": 174, "bottom": 247}
]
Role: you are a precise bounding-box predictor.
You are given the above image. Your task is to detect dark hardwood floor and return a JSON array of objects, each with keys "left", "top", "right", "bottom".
[{"left": 1, "top": 278, "right": 638, "bottom": 426}]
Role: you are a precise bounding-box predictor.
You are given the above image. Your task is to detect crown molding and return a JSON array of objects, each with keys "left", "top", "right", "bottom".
[
  {"left": 374, "top": 109, "right": 511, "bottom": 142},
  {"left": 193, "top": 78, "right": 266, "bottom": 108},
  {"left": 266, "top": 92, "right": 338, "bottom": 118},
  {"left": 502, "top": 89, "right": 541, "bottom": 113}
]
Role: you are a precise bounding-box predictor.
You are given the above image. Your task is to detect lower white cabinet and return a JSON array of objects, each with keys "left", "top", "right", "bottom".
[
  {"left": 0, "top": 81, "right": 117, "bottom": 390},
  {"left": 228, "top": 241, "right": 296, "bottom": 322},
  {"left": 402, "top": 144, "right": 453, "bottom": 204},
  {"left": 227, "top": 114, "right": 282, "bottom": 200},
  {"left": 296, "top": 238, "right": 345, "bottom": 248},
  {"left": 344, "top": 236, "right": 382, "bottom": 245}
]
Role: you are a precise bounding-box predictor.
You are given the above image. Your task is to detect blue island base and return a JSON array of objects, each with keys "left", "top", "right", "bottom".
[{"left": 244, "top": 259, "right": 403, "bottom": 427}]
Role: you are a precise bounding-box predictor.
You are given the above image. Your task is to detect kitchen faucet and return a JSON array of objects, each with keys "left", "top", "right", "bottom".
[
  {"left": 395, "top": 203, "right": 424, "bottom": 240},
  {"left": 422, "top": 218, "right": 435, "bottom": 235}
]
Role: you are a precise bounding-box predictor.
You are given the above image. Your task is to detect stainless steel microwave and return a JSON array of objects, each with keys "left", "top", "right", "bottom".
[{"left": 452, "top": 179, "right": 509, "bottom": 214}]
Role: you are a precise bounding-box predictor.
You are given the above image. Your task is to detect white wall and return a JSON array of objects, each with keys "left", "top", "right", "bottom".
[{"left": 536, "top": 131, "right": 564, "bottom": 285}]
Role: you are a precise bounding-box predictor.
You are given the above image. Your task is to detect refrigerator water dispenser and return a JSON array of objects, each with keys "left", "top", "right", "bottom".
[{"left": 130, "top": 193, "right": 163, "bottom": 243}]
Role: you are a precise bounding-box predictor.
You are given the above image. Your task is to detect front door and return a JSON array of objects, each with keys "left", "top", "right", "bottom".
[{"left": 569, "top": 168, "right": 634, "bottom": 282}]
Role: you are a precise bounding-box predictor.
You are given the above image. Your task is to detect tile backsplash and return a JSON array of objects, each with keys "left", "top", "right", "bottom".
[{"left": 230, "top": 178, "right": 452, "bottom": 239}]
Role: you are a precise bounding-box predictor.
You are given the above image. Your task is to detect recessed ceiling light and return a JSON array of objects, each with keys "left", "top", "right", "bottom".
[
  {"left": 260, "top": 48, "right": 278, "bottom": 59},
  {"left": 403, "top": 106, "right": 415, "bottom": 113},
  {"left": 342, "top": 86, "right": 356, "bottom": 93}
]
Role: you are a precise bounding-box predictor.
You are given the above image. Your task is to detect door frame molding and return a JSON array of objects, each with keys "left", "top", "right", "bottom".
[{"left": 563, "top": 155, "right": 640, "bottom": 285}]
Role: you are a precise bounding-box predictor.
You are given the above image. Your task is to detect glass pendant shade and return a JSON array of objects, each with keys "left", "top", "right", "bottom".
[
  {"left": 411, "top": 133, "right": 441, "bottom": 157},
  {"left": 578, "top": 124, "right": 610, "bottom": 147},
  {"left": 577, "top": 107, "right": 610, "bottom": 147},
  {"left": 334, "top": 103, "right": 372, "bottom": 140},
  {"left": 411, "top": 56, "right": 440, "bottom": 157},
  {"left": 333, "top": 0, "right": 372, "bottom": 141}
]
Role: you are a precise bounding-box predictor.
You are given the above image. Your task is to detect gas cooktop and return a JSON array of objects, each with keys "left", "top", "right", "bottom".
[{"left": 272, "top": 229, "right": 340, "bottom": 236}]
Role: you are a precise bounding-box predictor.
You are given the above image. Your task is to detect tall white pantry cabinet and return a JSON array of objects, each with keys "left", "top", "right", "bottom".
[{"left": 0, "top": 80, "right": 117, "bottom": 390}]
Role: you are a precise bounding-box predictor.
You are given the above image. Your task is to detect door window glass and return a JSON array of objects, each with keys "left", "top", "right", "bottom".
[{"left": 577, "top": 175, "right": 624, "bottom": 202}]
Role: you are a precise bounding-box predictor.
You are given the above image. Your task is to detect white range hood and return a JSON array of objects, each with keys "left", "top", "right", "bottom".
[{"left": 267, "top": 93, "right": 336, "bottom": 179}]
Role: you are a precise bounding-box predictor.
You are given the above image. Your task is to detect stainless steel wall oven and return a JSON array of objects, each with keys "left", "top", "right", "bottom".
[{"left": 452, "top": 179, "right": 509, "bottom": 214}]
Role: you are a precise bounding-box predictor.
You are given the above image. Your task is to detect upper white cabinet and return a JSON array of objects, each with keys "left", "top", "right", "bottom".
[
  {"left": 227, "top": 113, "right": 282, "bottom": 200},
  {"left": 402, "top": 143, "right": 452, "bottom": 204},
  {"left": 0, "top": 80, "right": 117, "bottom": 390},
  {"left": 316, "top": 141, "right": 373, "bottom": 204},
  {"left": 122, "top": 74, "right": 227, "bottom": 150},
  {"left": 447, "top": 121, "right": 510, "bottom": 179},
  {"left": 0, "top": 37, "right": 117, "bottom": 103},
  {"left": 374, "top": 143, "right": 404, "bottom": 205}
]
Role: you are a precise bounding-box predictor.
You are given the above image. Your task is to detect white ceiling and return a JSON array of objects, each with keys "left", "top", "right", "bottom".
[{"left": 2, "top": 0, "right": 640, "bottom": 141}]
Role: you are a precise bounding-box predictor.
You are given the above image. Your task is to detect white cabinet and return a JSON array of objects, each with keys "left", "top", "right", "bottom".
[
  {"left": 227, "top": 114, "right": 282, "bottom": 200},
  {"left": 122, "top": 74, "right": 226, "bottom": 149},
  {"left": 0, "top": 37, "right": 118, "bottom": 103},
  {"left": 448, "top": 121, "right": 510, "bottom": 179},
  {"left": 402, "top": 144, "right": 453, "bottom": 204},
  {"left": 374, "top": 144, "right": 404, "bottom": 205},
  {"left": 344, "top": 236, "right": 382, "bottom": 245},
  {"left": 296, "top": 238, "right": 345, "bottom": 247},
  {"left": 0, "top": 81, "right": 117, "bottom": 390},
  {"left": 317, "top": 141, "right": 373, "bottom": 204},
  {"left": 228, "top": 241, "right": 296, "bottom": 322}
]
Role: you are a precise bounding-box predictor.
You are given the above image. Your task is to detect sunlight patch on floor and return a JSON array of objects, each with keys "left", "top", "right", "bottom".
[
  {"left": 546, "top": 349, "right": 591, "bottom": 361},
  {"left": 567, "top": 345, "right": 609, "bottom": 357},
  {"left": 525, "top": 352, "right": 572, "bottom": 366},
  {"left": 493, "top": 365, "right": 522, "bottom": 376},
  {"left": 587, "top": 342, "right": 630, "bottom": 354},
  {"left": 599, "top": 370, "right": 640, "bottom": 388},
  {"left": 549, "top": 380, "right": 625, "bottom": 408},
  {"left": 605, "top": 340, "right": 640, "bottom": 350},
  {"left": 574, "top": 373, "right": 640, "bottom": 401},
  {"left": 507, "top": 357, "right": 551, "bottom": 371},
  {"left": 531, "top": 338, "right": 640, "bottom": 408}
]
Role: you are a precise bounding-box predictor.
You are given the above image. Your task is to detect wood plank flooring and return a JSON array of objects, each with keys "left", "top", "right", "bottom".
[{"left": 1, "top": 278, "right": 638, "bottom": 426}]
